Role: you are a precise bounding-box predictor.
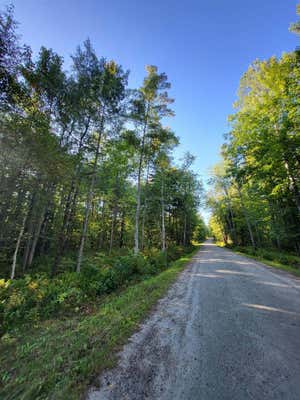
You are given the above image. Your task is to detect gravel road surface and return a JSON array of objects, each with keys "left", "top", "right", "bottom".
[{"left": 87, "top": 240, "right": 300, "bottom": 400}]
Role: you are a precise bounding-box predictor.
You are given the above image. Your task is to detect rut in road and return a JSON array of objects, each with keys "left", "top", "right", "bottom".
[{"left": 87, "top": 240, "right": 300, "bottom": 400}]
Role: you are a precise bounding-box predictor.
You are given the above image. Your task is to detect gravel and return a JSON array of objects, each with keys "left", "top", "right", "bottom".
[{"left": 87, "top": 240, "right": 300, "bottom": 400}]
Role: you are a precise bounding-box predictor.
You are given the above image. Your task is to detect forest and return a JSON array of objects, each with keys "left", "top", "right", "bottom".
[
  {"left": 0, "top": 6, "right": 208, "bottom": 335},
  {"left": 208, "top": 49, "right": 300, "bottom": 264}
]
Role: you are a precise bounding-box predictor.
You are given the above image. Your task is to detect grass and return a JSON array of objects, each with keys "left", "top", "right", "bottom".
[
  {"left": 0, "top": 248, "right": 198, "bottom": 400},
  {"left": 228, "top": 246, "right": 300, "bottom": 278}
]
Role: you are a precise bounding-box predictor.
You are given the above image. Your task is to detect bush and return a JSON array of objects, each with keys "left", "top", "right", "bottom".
[
  {"left": 166, "top": 245, "right": 184, "bottom": 262},
  {"left": 148, "top": 250, "right": 168, "bottom": 271},
  {"left": 0, "top": 273, "right": 86, "bottom": 333},
  {"left": 0, "top": 245, "right": 195, "bottom": 333}
]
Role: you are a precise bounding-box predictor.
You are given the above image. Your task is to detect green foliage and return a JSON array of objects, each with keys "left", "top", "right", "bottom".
[
  {"left": 0, "top": 7, "right": 203, "bottom": 281},
  {"left": 193, "top": 215, "right": 208, "bottom": 242},
  {"left": 0, "top": 249, "right": 197, "bottom": 400},
  {"left": 0, "top": 246, "right": 193, "bottom": 333},
  {"left": 232, "top": 246, "right": 300, "bottom": 269},
  {"left": 229, "top": 246, "right": 300, "bottom": 277},
  {"left": 289, "top": 4, "right": 300, "bottom": 35},
  {"left": 209, "top": 52, "right": 300, "bottom": 254}
]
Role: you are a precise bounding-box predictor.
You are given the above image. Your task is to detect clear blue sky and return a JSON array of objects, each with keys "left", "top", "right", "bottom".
[{"left": 2, "top": 0, "right": 298, "bottom": 219}]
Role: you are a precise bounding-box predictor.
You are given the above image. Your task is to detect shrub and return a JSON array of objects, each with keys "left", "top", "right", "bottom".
[
  {"left": 0, "top": 245, "right": 195, "bottom": 333},
  {"left": 147, "top": 250, "right": 168, "bottom": 271}
]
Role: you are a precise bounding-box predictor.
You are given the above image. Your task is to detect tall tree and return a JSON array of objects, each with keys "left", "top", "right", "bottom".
[
  {"left": 74, "top": 41, "right": 128, "bottom": 272},
  {"left": 130, "top": 65, "right": 174, "bottom": 254}
]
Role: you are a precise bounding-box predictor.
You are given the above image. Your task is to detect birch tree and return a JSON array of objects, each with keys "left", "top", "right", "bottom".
[{"left": 131, "top": 66, "right": 174, "bottom": 254}]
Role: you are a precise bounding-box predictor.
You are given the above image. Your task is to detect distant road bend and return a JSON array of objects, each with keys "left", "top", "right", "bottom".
[{"left": 87, "top": 240, "right": 300, "bottom": 400}]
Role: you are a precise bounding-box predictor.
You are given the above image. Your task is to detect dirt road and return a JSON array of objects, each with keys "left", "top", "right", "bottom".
[{"left": 87, "top": 240, "right": 300, "bottom": 399}]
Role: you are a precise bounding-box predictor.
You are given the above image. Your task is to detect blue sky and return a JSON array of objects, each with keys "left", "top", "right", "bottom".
[{"left": 2, "top": 0, "right": 298, "bottom": 219}]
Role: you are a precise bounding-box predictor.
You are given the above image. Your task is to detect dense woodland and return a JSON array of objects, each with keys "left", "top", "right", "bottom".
[
  {"left": 0, "top": 6, "right": 206, "bottom": 283},
  {"left": 0, "top": 6, "right": 209, "bottom": 335},
  {"left": 208, "top": 49, "right": 300, "bottom": 255}
]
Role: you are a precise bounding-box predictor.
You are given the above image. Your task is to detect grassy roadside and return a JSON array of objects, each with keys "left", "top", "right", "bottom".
[
  {"left": 228, "top": 247, "right": 300, "bottom": 278},
  {"left": 0, "top": 247, "right": 199, "bottom": 400}
]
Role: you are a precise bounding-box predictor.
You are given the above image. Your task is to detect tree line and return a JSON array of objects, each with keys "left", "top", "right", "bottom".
[
  {"left": 208, "top": 48, "right": 300, "bottom": 253},
  {"left": 0, "top": 6, "right": 205, "bottom": 279}
]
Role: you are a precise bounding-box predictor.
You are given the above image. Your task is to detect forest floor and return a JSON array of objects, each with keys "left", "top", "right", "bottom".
[{"left": 87, "top": 239, "right": 300, "bottom": 400}]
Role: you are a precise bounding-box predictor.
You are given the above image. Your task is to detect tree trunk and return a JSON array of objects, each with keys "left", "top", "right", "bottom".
[
  {"left": 119, "top": 210, "right": 125, "bottom": 248},
  {"left": 134, "top": 105, "right": 149, "bottom": 255},
  {"left": 109, "top": 206, "right": 118, "bottom": 255},
  {"left": 22, "top": 193, "right": 37, "bottom": 272},
  {"left": 224, "top": 187, "right": 237, "bottom": 244},
  {"left": 52, "top": 124, "right": 89, "bottom": 275},
  {"left": 52, "top": 181, "right": 76, "bottom": 275},
  {"left": 141, "top": 160, "right": 150, "bottom": 251},
  {"left": 237, "top": 185, "right": 256, "bottom": 248},
  {"left": 134, "top": 138, "right": 146, "bottom": 254},
  {"left": 183, "top": 214, "right": 187, "bottom": 246},
  {"left": 11, "top": 215, "right": 27, "bottom": 279},
  {"left": 161, "top": 177, "right": 166, "bottom": 251},
  {"left": 97, "top": 200, "right": 106, "bottom": 249},
  {"left": 284, "top": 159, "right": 300, "bottom": 214},
  {"left": 134, "top": 166, "right": 142, "bottom": 255},
  {"left": 77, "top": 125, "right": 103, "bottom": 273},
  {"left": 27, "top": 205, "right": 46, "bottom": 267}
]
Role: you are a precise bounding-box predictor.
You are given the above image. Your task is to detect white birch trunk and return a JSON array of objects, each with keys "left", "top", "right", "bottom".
[
  {"left": 134, "top": 107, "right": 149, "bottom": 255},
  {"left": 161, "top": 177, "right": 166, "bottom": 251}
]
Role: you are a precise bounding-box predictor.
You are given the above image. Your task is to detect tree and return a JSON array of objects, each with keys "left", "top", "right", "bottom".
[
  {"left": 130, "top": 65, "right": 174, "bottom": 254},
  {"left": 0, "top": 7, "right": 203, "bottom": 280},
  {"left": 73, "top": 40, "right": 128, "bottom": 272},
  {"left": 289, "top": 4, "right": 300, "bottom": 35},
  {"left": 209, "top": 52, "right": 300, "bottom": 253},
  {"left": 0, "top": 5, "right": 28, "bottom": 110}
]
